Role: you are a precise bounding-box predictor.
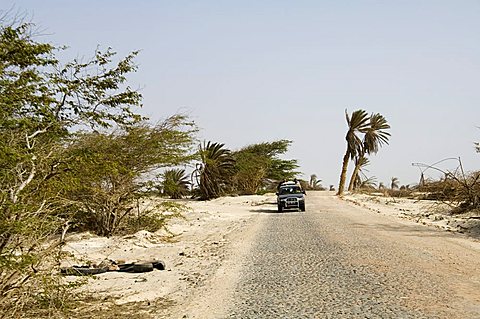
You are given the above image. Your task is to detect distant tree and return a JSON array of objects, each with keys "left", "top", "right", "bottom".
[
  {"left": 378, "top": 182, "right": 386, "bottom": 190},
  {"left": 391, "top": 177, "right": 400, "bottom": 189},
  {"left": 348, "top": 113, "right": 390, "bottom": 191},
  {"left": 161, "top": 168, "right": 191, "bottom": 199},
  {"left": 337, "top": 109, "right": 370, "bottom": 195},
  {"left": 308, "top": 174, "right": 323, "bottom": 190},
  {"left": 350, "top": 157, "right": 370, "bottom": 190},
  {"left": 359, "top": 176, "right": 378, "bottom": 189},
  {"left": 232, "top": 152, "right": 268, "bottom": 194},
  {"left": 250, "top": 140, "right": 299, "bottom": 182},
  {"left": 231, "top": 140, "right": 299, "bottom": 194},
  {"left": 296, "top": 179, "right": 308, "bottom": 190},
  {"left": 195, "top": 141, "right": 236, "bottom": 200}
]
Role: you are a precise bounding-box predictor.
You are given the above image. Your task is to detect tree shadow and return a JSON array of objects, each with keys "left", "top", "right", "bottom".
[{"left": 249, "top": 206, "right": 301, "bottom": 214}]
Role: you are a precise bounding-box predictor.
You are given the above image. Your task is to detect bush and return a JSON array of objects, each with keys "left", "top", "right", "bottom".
[{"left": 119, "top": 201, "right": 187, "bottom": 235}]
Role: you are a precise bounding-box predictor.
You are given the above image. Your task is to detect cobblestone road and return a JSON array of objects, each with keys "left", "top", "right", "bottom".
[{"left": 226, "top": 193, "right": 480, "bottom": 318}]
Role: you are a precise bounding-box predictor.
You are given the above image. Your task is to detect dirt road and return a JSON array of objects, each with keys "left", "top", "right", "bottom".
[{"left": 171, "top": 192, "right": 480, "bottom": 318}]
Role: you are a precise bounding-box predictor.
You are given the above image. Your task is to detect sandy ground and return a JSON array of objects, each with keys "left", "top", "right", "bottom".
[
  {"left": 61, "top": 195, "right": 271, "bottom": 314},
  {"left": 61, "top": 192, "right": 480, "bottom": 317},
  {"left": 342, "top": 193, "right": 480, "bottom": 239}
]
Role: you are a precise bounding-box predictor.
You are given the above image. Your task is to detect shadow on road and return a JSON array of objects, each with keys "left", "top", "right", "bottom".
[{"left": 249, "top": 207, "right": 302, "bottom": 214}]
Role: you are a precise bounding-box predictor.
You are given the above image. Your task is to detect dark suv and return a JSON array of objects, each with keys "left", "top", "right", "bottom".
[{"left": 276, "top": 183, "right": 306, "bottom": 212}]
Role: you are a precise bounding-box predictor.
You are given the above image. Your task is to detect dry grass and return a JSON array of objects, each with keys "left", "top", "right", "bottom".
[{"left": 18, "top": 294, "right": 175, "bottom": 319}]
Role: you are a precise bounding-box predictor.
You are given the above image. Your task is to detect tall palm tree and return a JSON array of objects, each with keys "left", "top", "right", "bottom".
[
  {"left": 161, "top": 168, "right": 190, "bottom": 199},
  {"left": 195, "top": 141, "right": 236, "bottom": 200},
  {"left": 337, "top": 109, "right": 370, "bottom": 195},
  {"left": 348, "top": 113, "right": 390, "bottom": 191}
]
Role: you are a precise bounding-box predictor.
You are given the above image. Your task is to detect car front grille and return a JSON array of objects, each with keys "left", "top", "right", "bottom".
[{"left": 285, "top": 198, "right": 299, "bottom": 207}]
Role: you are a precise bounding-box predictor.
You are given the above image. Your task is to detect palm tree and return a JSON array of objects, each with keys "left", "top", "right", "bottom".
[
  {"left": 348, "top": 113, "right": 390, "bottom": 191},
  {"left": 312, "top": 179, "right": 323, "bottom": 190},
  {"left": 309, "top": 174, "right": 317, "bottom": 188},
  {"left": 309, "top": 174, "right": 323, "bottom": 190},
  {"left": 350, "top": 157, "right": 370, "bottom": 190},
  {"left": 337, "top": 109, "right": 370, "bottom": 195},
  {"left": 391, "top": 177, "right": 399, "bottom": 189},
  {"left": 161, "top": 169, "right": 190, "bottom": 199},
  {"left": 358, "top": 175, "right": 377, "bottom": 190},
  {"left": 195, "top": 141, "right": 236, "bottom": 200}
]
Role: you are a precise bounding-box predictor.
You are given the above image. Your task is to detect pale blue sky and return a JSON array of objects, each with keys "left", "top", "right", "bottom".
[{"left": 5, "top": 0, "right": 480, "bottom": 187}]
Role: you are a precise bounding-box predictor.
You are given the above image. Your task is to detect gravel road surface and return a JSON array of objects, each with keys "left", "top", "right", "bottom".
[{"left": 224, "top": 192, "right": 480, "bottom": 319}]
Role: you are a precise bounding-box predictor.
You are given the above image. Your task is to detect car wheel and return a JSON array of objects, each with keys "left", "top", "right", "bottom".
[
  {"left": 277, "top": 204, "right": 283, "bottom": 212},
  {"left": 300, "top": 203, "right": 305, "bottom": 212}
]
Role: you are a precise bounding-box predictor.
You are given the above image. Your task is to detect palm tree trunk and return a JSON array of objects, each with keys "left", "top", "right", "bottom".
[
  {"left": 348, "top": 162, "right": 361, "bottom": 191},
  {"left": 337, "top": 150, "right": 350, "bottom": 196}
]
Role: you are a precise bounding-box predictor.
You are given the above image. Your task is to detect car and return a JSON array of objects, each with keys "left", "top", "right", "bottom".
[{"left": 276, "top": 182, "right": 306, "bottom": 212}]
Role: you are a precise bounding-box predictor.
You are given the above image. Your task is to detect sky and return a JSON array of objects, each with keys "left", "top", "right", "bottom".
[{"left": 4, "top": 0, "right": 480, "bottom": 187}]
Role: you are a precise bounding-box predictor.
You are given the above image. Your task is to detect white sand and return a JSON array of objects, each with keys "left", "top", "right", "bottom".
[{"left": 62, "top": 195, "right": 271, "bottom": 305}]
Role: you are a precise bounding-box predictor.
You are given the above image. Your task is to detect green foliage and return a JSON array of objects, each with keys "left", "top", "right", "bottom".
[
  {"left": 232, "top": 140, "right": 299, "bottom": 194},
  {"left": 160, "top": 168, "right": 191, "bottom": 199},
  {"left": 363, "top": 113, "right": 391, "bottom": 155},
  {"left": 232, "top": 149, "right": 269, "bottom": 195},
  {"left": 348, "top": 113, "right": 390, "bottom": 191},
  {"left": 337, "top": 109, "right": 370, "bottom": 195},
  {"left": 345, "top": 109, "right": 370, "bottom": 160},
  {"left": 61, "top": 116, "right": 196, "bottom": 236},
  {"left": 121, "top": 201, "right": 187, "bottom": 235},
  {"left": 338, "top": 110, "right": 391, "bottom": 194},
  {"left": 194, "top": 141, "right": 236, "bottom": 200},
  {"left": 0, "top": 19, "right": 147, "bottom": 315}
]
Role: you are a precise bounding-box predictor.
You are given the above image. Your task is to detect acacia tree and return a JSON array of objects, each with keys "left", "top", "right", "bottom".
[
  {"left": 232, "top": 140, "right": 299, "bottom": 194},
  {"left": 337, "top": 109, "right": 370, "bottom": 195},
  {"left": 0, "top": 19, "right": 145, "bottom": 314},
  {"left": 63, "top": 116, "right": 196, "bottom": 236},
  {"left": 232, "top": 151, "right": 269, "bottom": 194},
  {"left": 348, "top": 113, "right": 390, "bottom": 191}
]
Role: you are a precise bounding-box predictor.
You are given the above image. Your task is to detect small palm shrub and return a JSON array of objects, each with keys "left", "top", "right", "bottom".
[{"left": 161, "top": 169, "right": 191, "bottom": 199}]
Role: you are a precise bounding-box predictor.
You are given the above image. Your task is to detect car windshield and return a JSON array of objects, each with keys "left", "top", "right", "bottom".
[{"left": 279, "top": 186, "right": 303, "bottom": 195}]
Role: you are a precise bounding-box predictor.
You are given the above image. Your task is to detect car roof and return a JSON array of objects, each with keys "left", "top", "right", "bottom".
[{"left": 280, "top": 185, "right": 301, "bottom": 189}]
